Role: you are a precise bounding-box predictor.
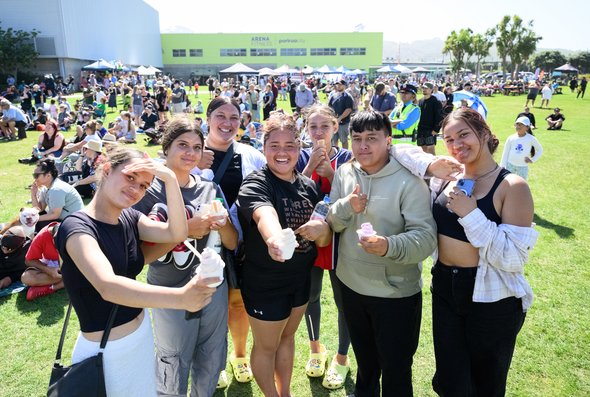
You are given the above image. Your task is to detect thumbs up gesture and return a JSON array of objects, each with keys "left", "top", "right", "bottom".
[{"left": 348, "top": 184, "right": 368, "bottom": 214}]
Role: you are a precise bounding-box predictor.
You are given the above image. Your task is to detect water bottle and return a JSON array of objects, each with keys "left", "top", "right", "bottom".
[
  {"left": 205, "top": 198, "right": 225, "bottom": 253},
  {"left": 310, "top": 195, "right": 331, "bottom": 221}
]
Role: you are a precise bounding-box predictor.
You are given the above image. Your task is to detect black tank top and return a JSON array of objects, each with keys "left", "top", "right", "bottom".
[{"left": 432, "top": 168, "right": 511, "bottom": 242}]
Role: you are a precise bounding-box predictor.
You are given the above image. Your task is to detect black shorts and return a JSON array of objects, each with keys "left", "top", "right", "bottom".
[
  {"left": 243, "top": 280, "right": 310, "bottom": 321},
  {"left": 417, "top": 134, "right": 436, "bottom": 146}
]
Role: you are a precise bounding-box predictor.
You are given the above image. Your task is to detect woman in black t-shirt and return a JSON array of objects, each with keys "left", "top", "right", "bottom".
[
  {"left": 236, "top": 113, "right": 332, "bottom": 397},
  {"left": 55, "top": 147, "right": 217, "bottom": 396}
]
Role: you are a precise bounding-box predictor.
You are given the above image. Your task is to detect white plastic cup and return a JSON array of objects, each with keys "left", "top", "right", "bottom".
[{"left": 278, "top": 241, "right": 298, "bottom": 260}]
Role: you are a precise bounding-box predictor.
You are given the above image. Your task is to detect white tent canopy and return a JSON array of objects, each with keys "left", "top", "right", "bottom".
[
  {"left": 137, "top": 66, "right": 150, "bottom": 75},
  {"left": 393, "top": 64, "right": 412, "bottom": 74},
  {"left": 258, "top": 67, "right": 280, "bottom": 76},
  {"left": 346, "top": 68, "right": 367, "bottom": 75},
  {"left": 302, "top": 65, "right": 315, "bottom": 74},
  {"left": 336, "top": 65, "right": 350, "bottom": 73},
  {"left": 220, "top": 63, "right": 258, "bottom": 74},
  {"left": 273, "top": 64, "right": 299, "bottom": 74},
  {"left": 316, "top": 65, "right": 338, "bottom": 74},
  {"left": 146, "top": 65, "right": 161, "bottom": 74},
  {"left": 412, "top": 66, "right": 431, "bottom": 73}
]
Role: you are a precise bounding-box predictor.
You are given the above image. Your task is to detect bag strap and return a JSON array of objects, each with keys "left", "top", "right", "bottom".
[
  {"left": 53, "top": 303, "right": 118, "bottom": 362},
  {"left": 213, "top": 142, "right": 235, "bottom": 184}
]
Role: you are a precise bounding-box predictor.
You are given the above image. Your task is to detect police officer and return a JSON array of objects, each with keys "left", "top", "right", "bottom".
[{"left": 390, "top": 83, "right": 420, "bottom": 140}]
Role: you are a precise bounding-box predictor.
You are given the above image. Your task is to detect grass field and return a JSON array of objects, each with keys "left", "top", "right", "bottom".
[{"left": 0, "top": 88, "right": 589, "bottom": 396}]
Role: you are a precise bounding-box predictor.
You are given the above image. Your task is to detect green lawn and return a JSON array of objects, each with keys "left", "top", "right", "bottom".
[{"left": 0, "top": 88, "right": 589, "bottom": 396}]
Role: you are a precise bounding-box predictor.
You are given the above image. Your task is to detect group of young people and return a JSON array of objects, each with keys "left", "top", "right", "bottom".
[{"left": 39, "top": 90, "right": 538, "bottom": 397}]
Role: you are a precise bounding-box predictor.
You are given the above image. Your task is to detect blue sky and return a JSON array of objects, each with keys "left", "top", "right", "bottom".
[{"left": 144, "top": 0, "right": 589, "bottom": 51}]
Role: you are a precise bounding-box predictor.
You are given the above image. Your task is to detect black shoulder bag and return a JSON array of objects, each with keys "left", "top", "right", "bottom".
[
  {"left": 47, "top": 303, "right": 119, "bottom": 397},
  {"left": 212, "top": 143, "right": 243, "bottom": 289}
]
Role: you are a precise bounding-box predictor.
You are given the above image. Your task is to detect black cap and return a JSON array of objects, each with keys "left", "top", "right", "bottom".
[
  {"left": 399, "top": 83, "right": 417, "bottom": 95},
  {"left": 335, "top": 79, "right": 347, "bottom": 86},
  {"left": 1, "top": 227, "right": 26, "bottom": 250}
]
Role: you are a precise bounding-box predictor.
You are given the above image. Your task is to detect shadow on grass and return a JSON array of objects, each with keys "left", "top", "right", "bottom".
[
  {"left": 308, "top": 372, "right": 356, "bottom": 396},
  {"left": 214, "top": 380, "right": 254, "bottom": 396},
  {"left": 533, "top": 213, "right": 575, "bottom": 239},
  {"left": 14, "top": 287, "right": 69, "bottom": 326}
]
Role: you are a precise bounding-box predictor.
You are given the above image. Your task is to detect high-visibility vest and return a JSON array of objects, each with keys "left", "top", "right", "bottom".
[{"left": 391, "top": 102, "right": 420, "bottom": 135}]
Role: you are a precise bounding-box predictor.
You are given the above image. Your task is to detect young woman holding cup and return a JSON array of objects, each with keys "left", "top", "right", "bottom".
[{"left": 236, "top": 113, "right": 332, "bottom": 397}]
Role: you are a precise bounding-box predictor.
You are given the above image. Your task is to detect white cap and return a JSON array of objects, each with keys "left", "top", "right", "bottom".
[{"left": 515, "top": 116, "right": 531, "bottom": 127}]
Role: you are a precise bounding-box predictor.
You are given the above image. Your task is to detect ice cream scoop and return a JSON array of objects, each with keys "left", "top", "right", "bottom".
[
  {"left": 195, "top": 247, "right": 225, "bottom": 287},
  {"left": 277, "top": 228, "right": 298, "bottom": 260},
  {"left": 356, "top": 222, "right": 377, "bottom": 242}
]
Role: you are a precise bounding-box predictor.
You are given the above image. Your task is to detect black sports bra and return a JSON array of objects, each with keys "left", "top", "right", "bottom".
[{"left": 433, "top": 168, "right": 511, "bottom": 242}]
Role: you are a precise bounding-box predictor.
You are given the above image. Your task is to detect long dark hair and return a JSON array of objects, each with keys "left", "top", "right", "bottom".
[{"left": 161, "top": 115, "right": 204, "bottom": 155}]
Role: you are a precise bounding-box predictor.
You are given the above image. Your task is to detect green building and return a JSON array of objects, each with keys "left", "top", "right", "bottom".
[{"left": 161, "top": 32, "right": 382, "bottom": 80}]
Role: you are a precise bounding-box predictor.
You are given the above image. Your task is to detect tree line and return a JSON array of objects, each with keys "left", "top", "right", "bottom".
[{"left": 444, "top": 15, "right": 589, "bottom": 80}]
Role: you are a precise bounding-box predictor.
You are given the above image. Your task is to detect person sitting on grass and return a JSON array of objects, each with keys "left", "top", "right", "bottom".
[
  {"left": 137, "top": 105, "right": 159, "bottom": 134},
  {"left": 21, "top": 222, "right": 64, "bottom": 301},
  {"left": 0, "top": 226, "right": 31, "bottom": 290},
  {"left": 31, "top": 159, "right": 84, "bottom": 232},
  {"left": 57, "top": 103, "right": 71, "bottom": 131},
  {"left": 0, "top": 98, "right": 28, "bottom": 140},
  {"left": 95, "top": 119, "right": 107, "bottom": 138},
  {"left": 57, "top": 120, "right": 101, "bottom": 162},
  {"left": 109, "top": 111, "right": 136, "bottom": 143},
  {"left": 545, "top": 107, "right": 565, "bottom": 130},
  {"left": 19, "top": 119, "right": 66, "bottom": 165}
]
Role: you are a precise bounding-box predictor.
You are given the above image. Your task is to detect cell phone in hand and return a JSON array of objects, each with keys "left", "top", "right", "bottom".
[{"left": 456, "top": 178, "right": 475, "bottom": 197}]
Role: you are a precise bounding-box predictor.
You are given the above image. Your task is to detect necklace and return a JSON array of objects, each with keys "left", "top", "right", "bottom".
[
  {"left": 182, "top": 176, "right": 192, "bottom": 188},
  {"left": 472, "top": 164, "right": 499, "bottom": 181}
]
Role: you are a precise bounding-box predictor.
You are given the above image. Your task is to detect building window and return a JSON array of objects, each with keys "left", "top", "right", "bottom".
[
  {"left": 220, "top": 48, "right": 247, "bottom": 57},
  {"left": 311, "top": 48, "right": 337, "bottom": 56},
  {"left": 340, "top": 47, "right": 366, "bottom": 56},
  {"left": 280, "top": 48, "right": 307, "bottom": 56},
  {"left": 189, "top": 49, "right": 203, "bottom": 57},
  {"left": 250, "top": 48, "right": 277, "bottom": 57},
  {"left": 172, "top": 49, "right": 186, "bottom": 57}
]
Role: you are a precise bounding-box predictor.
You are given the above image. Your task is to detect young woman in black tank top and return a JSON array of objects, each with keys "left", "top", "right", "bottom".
[{"left": 429, "top": 108, "right": 537, "bottom": 397}]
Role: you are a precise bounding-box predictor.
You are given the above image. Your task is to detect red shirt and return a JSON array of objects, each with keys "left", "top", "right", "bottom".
[{"left": 25, "top": 222, "right": 60, "bottom": 262}]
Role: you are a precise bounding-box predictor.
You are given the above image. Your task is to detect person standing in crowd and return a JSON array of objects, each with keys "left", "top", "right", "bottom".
[
  {"left": 246, "top": 84, "right": 260, "bottom": 122},
  {"left": 30, "top": 159, "right": 84, "bottom": 231},
  {"left": 370, "top": 82, "right": 397, "bottom": 117},
  {"left": 525, "top": 81, "right": 540, "bottom": 108},
  {"left": 545, "top": 107, "right": 566, "bottom": 130},
  {"left": 134, "top": 116, "right": 238, "bottom": 396},
  {"left": 132, "top": 86, "right": 144, "bottom": 126},
  {"left": 268, "top": 76, "right": 279, "bottom": 111},
  {"left": 156, "top": 85, "right": 169, "bottom": 123},
  {"left": 327, "top": 110, "right": 436, "bottom": 397},
  {"left": 540, "top": 83, "right": 553, "bottom": 108},
  {"left": 432, "top": 84, "right": 447, "bottom": 108},
  {"left": 569, "top": 77, "right": 578, "bottom": 93},
  {"left": 429, "top": 107, "right": 537, "bottom": 397},
  {"left": 32, "top": 84, "right": 45, "bottom": 110},
  {"left": 516, "top": 106, "right": 536, "bottom": 130},
  {"left": 171, "top": 80, "right": 186, "bottom": 115},
  {"left": 55, "top": 147, "right": 219, "bottom": 396},
  {"left": 295, "top": 103, "right": 353, "bottom": 390},
  {"left": 20, "top": 85, "right": 34, "bottom": 120},
  {"left": 197, "top": 97, "right": 266, "bottom": 388},
  {"left": 577, "top": 76, "right": 587, "bottom": 99},
  {"left": 346, "top": 80, "right": 362, "bottom": 112},
  {"left": 262, "top": 84, "right": 275, "bottom": 121},
  {"left": 236, "top": 113, "right": 332, "bottom": 397},
  {"left": 328, "top": 80, "right": 354, "bottom": 150},
  {"left": 295, "top": 83, "right": 314, "bottom": 113},
  {"left": 390, "top": 83, "right": 421, "bottom": 139},
  {"left": 500, "top": 116, "right": 543, "bottom": 180},
  {"left": 417, "top": 82, "right": 443, "bottom": 155}
]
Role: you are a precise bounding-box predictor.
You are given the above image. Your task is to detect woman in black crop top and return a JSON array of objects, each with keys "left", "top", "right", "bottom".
[
  {"left": 55, "top": 147, "right": 218, "bottom": 396},
  {"left": 430, "top": 108, "right": 536, "bottom": 397}
]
